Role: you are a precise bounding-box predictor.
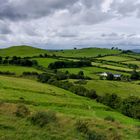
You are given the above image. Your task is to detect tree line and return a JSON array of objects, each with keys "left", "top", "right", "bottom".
[
  {"left": 48, "top": 60, "right": 92, "bottom": 69},
  {"left": 0, "top": 56, "right": 38, "bottom": 67}
]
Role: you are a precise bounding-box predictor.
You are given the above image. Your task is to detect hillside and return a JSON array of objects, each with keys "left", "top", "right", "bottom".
[
  {"left": 0, "top": 76, "right": 139, "bottom": 140},
  {"left": 0, "top": 45, "right": 48, "bottom": 57}
]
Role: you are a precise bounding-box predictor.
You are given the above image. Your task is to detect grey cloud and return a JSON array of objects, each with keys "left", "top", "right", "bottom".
[
  {"left": 0, "top": 21, "right": 11, "bottom": 34},
  {"left": 0, "top": 0, "right": 77, "bottom": 21}
]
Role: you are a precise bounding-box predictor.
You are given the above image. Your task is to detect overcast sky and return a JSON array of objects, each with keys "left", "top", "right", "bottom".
[{"left": 0, "top": 0, "right": 140, "bottom": 49}]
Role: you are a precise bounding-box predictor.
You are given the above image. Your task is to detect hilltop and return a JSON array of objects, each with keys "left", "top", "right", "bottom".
[{"left": 0, "top": 45, "right": 48, "bottom": 57}]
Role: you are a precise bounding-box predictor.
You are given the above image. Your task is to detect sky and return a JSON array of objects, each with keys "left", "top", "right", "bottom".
[{"left": 0, "top": 0, "right": 140, "bottom": 50}]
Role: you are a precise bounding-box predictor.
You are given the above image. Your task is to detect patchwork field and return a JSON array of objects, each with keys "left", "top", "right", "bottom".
[{"left": 0, "top": 46, "right": 140, "bottom": 140}]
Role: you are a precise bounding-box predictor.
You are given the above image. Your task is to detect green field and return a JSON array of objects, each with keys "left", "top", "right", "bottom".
[
  {"left": 97, "top": 56, "right": 134, "bottom": 62},
  {"left": 0, "top": 76, "right": 139, "bottom": 140},
  {"left": 32, "top": 58, "right": 60, "bottom": 68},
  {"left": 82, "top": 80, "right": 140, "bottom": 98},
  {"left": 0, "top": 65, "right": 42, "bottom": 75}
]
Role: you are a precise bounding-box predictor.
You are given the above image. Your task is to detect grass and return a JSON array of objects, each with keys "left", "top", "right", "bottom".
[
  {"left": 0, "top": 76, "right": 140, "bottom": 139},
  {"left": 0, "top": 65, "right": 42, "bottom": 75}
]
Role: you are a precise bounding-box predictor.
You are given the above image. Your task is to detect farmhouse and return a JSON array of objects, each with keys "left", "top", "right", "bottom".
[{"left": 100, "top": 72, "right": 121, "bottom": 79}]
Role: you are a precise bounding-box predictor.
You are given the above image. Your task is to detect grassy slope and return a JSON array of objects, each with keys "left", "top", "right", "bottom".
[
  {"left": 83, "top": 80, "right": 140, "bottom": 98},
  {"left": 0, "top": 76, "right": 139, "bottom": 140},
  {"left": 48, "top": 48, "right": 121, "bottom": 58},
  {"left": 0, "top": 45, "right": 48, "bottom": 57}
]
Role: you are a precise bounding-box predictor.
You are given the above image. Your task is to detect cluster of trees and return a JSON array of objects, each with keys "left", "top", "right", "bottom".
[
  {"left": 48, "top": 60, "right": 92, "bottom": 69},
  {"left": 0, "top": 71, "right": 15, "bottom": 75},
  {"left": 0, "top": 56, "right": 38, "bottom": 67},
  {"left": 97, "top": 93, "right": 140, "bottom": 119},
  {"left": 130, "top": 70, "right": 140, "bottom": 80},
  {"left": 38, "top": 73, "right": 97, "bottom": 99},
  {"left": 22, "top": 72, "right": 39, "bottom": 76},
  {"left": 38, "top": 70, "right": 91, "bottom": 81}
]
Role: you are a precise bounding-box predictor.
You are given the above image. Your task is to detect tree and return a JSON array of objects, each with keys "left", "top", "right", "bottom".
[{"left": 130, "top": 70, "right": 140, "bottom": 80}]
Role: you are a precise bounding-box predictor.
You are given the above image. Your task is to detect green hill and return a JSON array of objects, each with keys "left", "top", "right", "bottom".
[
  {"left": 0, "top": 46, "right": 121, "bottom": 58},
  {"left": 48, "top": 48, "right": 121, "bottom": 58},
  {"left": 0, "top": 45, "right": 48, "bottom": 57}
]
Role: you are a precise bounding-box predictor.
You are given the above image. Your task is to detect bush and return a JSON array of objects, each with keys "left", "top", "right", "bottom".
[
  {"left": 87, "top": 130, "right": 106, "bottom": 140},
  {"left": 104, "top": 116, "right": 115, "bottom": 122},
  {"left": 30, "top": 111, "right": 57, "bottom": 127},
  {"left": 15, "top": 104, "right": 30, "bottom": 117},
  {"left": 75, "top": 120, "right": 89, "bottom": 134}
]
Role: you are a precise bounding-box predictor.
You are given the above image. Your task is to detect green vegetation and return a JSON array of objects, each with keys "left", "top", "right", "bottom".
[{"left": 0, "top": 46, "right": 140, "bottom": 139}]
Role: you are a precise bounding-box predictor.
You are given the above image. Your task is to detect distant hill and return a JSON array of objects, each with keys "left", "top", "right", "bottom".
[
  {"left": 48, "top": 47, "right": 122, "bottom": 58},
  {"left": 0, "top": 45, "right": 122, "bottom": 57},
  {"left": 0, "top": 45, "right": 48, "bottom": 57}
]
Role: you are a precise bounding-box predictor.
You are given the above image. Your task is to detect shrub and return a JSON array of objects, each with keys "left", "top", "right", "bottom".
[
  {"left": 104, "top": 116, "right": 115, "bottom": 122},
  {"left": 87, "top": 130, "right": 106, "bottom": 140},
  {"left": 75, "top": 120, "right": 89, "bottom": 134},
  {"left": 30, "top": 111, "right": 57, "bottom": 127},
  {"left": 15, "top": 104, "right": 30, "bottom": 118}
]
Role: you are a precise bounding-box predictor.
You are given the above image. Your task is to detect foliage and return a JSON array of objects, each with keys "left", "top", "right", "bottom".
[
  {"left": 30, "top": 111, "right": 57, "bottom": 127},
  {"left": 15, "top": 104, "right": 30, "bottom": 118},
  {"left": 48, "top": 60, "right": 92, "bottom": 69}
]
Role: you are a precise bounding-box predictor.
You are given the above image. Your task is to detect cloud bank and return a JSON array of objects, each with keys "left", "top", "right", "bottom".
[{"left": 0, "top": 0, "right": 140, "bottom": 49}]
